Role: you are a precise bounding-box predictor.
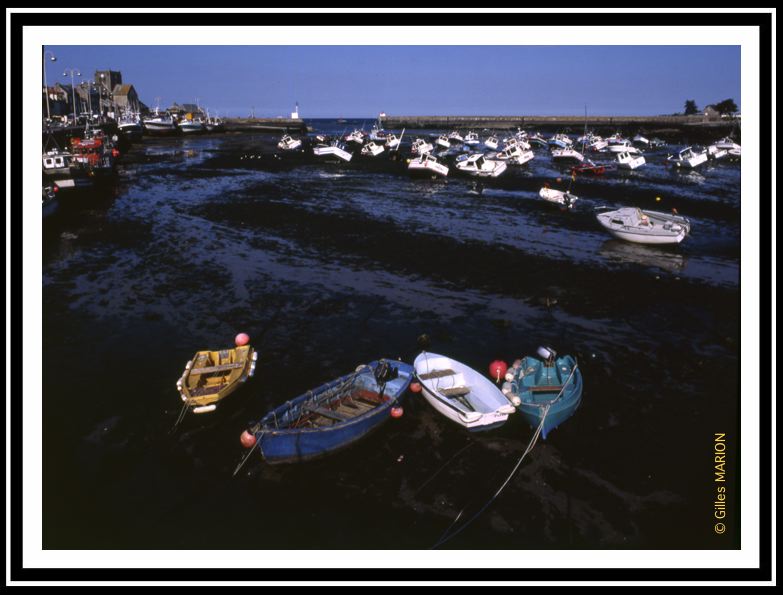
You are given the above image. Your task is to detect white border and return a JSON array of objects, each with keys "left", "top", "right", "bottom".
[{"left": 11, "top": 10, "right": 771, "bottom": 583}]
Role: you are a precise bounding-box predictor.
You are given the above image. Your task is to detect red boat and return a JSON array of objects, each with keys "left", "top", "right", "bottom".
[
  {"left": 571, "top": 160, "right": 607, "bottom": 176},
  {"left": 70, "top": 131, "right": 118, "bottom": 177}
]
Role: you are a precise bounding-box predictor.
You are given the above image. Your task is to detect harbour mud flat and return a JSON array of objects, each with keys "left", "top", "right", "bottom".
[{"left": 43, "top": 127, "right": 739, "bottom": 550}]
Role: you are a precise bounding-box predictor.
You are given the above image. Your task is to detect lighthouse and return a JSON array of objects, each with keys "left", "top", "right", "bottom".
[{"left": 291, "top": 102, "right": 300, "bottom": 120}]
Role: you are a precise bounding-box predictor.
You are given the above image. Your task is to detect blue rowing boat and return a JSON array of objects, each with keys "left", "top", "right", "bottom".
[
  {"left": 503, "top": 347, "right": 583, "bottom": 439},
  {"left": 248, "top": 359, "right": 413, "bottom": 464}
]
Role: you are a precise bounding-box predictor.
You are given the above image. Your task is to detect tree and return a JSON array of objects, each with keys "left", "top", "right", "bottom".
[
  {"left": 684, "top": 100, "right": 698, "bottom": 115},
  {"left": 713, "top": 98, "right": 739, "bottom": 115}
]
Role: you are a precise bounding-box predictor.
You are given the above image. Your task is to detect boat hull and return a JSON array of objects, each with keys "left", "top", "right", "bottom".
[{"left": 255, "top": 360, "right": 413, "bottom": 464}]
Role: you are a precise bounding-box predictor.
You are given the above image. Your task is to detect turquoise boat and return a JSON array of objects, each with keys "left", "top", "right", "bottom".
[{"left": 503, "top": 347, "right": 583, "bottom": 439}]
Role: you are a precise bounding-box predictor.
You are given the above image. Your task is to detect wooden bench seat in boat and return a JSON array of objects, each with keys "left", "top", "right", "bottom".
[
  {"left": 303, "top": 403, "right": 350, "bottom": 421},
  {"left": 189, "top": 385, "right": 223, "bottom": 397},
  {"left": 530, "top": 385, "right": 564, "bottom": 393},
  {"left": 418, "top": 369, "right": 456, "bottom": 381},
  {"left": 190, "top": 362, "right": 244, "bottom": 375},
  {"left": 438, "top": 386, "right": 471, "bottom": 397}
]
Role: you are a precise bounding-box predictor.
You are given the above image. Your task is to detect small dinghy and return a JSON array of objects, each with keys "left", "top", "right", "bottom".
[
  {"left": 408, "top": 153, "right": 449, "bottom": 178},
  {"left": 539, "top": 185, "right": 578, "bottom": 208},
  {"left": 244, "top": 359, "right": 413, "bottom": 464},
  {"left": 502, "top": 347, "right": 582, "bottom": 439},
  {"left": 455, "top": 153, "right": 507, "bottom": 177},
  {"left": 360, "top": 141, "right": 385, "bottom": 157},
  {"left": 177, "top": 344, "right": 257, "bottom": 414},
  {"left": 616, "top": 150, "right": 646, "bottom": 170},
  {"left": 277, "top": 134, "right": 303, "bottom": 151},
  {"left": 667, "top": 146, "right": 708, "bottom": 169},
  {"left": 414, "top": 352, "right": 516, "bottom": 431},
  {"left": 596, "top": 207, "right": 691, "bottom": 245}
]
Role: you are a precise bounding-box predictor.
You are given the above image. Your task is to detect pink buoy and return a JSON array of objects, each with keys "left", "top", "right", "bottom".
[
  {"left": 390, "top": 406, "right": 404, "bottom": 419},
  {"left": 240, "top": 430, "right": 256, "bottom": 448},
  {"left": 489, "top": 360, "right": 508, "bottom": 383},
  {"left": 409, "top": 382, "right": 422, "bottom": 393},
  {"left": 235, "top": 332, "right": 250, "bottom": 347}
]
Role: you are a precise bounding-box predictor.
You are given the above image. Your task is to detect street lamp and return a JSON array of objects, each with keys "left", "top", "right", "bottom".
[
  {"left": 42, "top": 49, "right": 56, "bottom": 121},
  {"left": 62, "top": 68, "right": 80, "bottom": 124}
]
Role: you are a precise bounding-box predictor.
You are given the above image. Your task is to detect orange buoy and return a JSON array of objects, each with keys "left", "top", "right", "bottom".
[
  {"left": 409, "top": 382, "right": 422, "bottom": 393},
  {"left": 235, "top": 332, "right": 250, "bottom": 346},
  {"left": 390, "top": 406, "right": 404, "bottom": 418},
  {"left": 240, "top": 430, "right": 256, "bottom": 448}
]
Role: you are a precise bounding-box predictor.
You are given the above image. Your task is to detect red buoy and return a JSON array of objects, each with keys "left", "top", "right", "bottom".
[
  {"left": 111, "top": 148, "right": 120, "bottom": 158},
  {"left": 235, "top": 332, "right": 250, "bottom": 346},
  {"left": 489, "top": 360, "right": 508, "bottom": 383},
  {"left": 390, "top": 406, "right": 404, "bottom": 418},
  {"left": 409, "top": 382, "right": 422, "bottom": 393},
  {"left": 240, "top": 430, "right": 256, "bottom": 448}
]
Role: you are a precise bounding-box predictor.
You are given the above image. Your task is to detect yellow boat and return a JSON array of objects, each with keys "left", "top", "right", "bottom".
[{"left": 176, "top": 345, "right": 257, "bottom": 414}]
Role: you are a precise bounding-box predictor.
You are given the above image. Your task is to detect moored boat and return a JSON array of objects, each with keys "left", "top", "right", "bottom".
[
  {"left": 502, "top": 347, "right": 582, "bottom": 439},
  {"left": 313, "top": 140, "right": 353, "bottom": 162},
  {"left": 42, "top": 184, "right": 59, "bottom": 218},
  {"left": 435, "top": 134, "right": 451, "bottom": 149},
  {"left": 410, "top": 137, "right": 434, "bottom": 156},
  {"left": 539, "top": 185, "right": 578, "bottom": 208},
  {"left": 463, "top": 131, "right": 480, "bottom": 146},
  {"left": 361, "top": 141, "right": 386, "bottom": 157},
  {"left": 277, "top": 134, "right": 303, "bottom": 151},
  {"left": 455, "top": 153, "right": 507, "bottom": 177},
  {"left": 616, "top": 151, "right": 646, "bottom": 170},
  {"left": 176, "top": 344, "right": 257, "bottom": 414},
  {"left": 596, "top": 207, "right": 691, "bottom": 245},
  {"left": 667, "top": 146, "right": 708, "bottom": 169},
  {"left": 413, "top": 352, "right": 516, "bottom": 431},
  {"left": 571, "top": 160, "right": 606, "bottom": 176},
  {"left": 551, "top": 147, "right": 584, "bottom": 162},
  {"left": 408, "top": 153, "right": 449, "bottom": 178},
  {"left": 244, "top": 359, "right": 413, "bottom": 464},
  {"left": 484, "top": 135, "right": 499, "bottom": 150}
]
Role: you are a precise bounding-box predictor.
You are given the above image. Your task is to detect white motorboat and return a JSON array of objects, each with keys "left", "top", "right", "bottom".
[
  {"left": 667, "top": 146, "right": 708, "bottom": 169},
  {"left": 484, "top": 135, "right": 499, "bottom": 150},
  {"left": 455, "top": 153, "right": 507, "bottom": 177},
  {"left": 714, "top": 136, "right": 741, "bottom": 151},
  {"left": 178, "top": 117, "right": 204, "bottom": 134},
  {"left": 493, "top": 144, "right": 534, "bottom": 165},
  {"left": 649, "top": 138, "right": 667, "bottom": 149},
  {"left": 117, "top": 113, "right": 143, "bottom": 138},
  {"left": 361, "top": 141, "right": 385, "bottom": 157},
  {"left": 42, "top": 148, "right": 73, "bottom": 176},
  {"left": 408, "top": 153, "right": 449, "bottom": 178},
  {"left": 413, "top": 352, "right": 516, "bottom": 431},
  {"left": 385, "top": 130, "right": 404, "bottom": 150},
  {"left": 539, "top": 186, "right": 578, "bottom": 208},
  {"left": 313, "top": 140, "right": 353, "bottom": 162},
  {"left": 345, "top": 129, "right": 366, "bottom": 145},
  {"left": 632, "top": 134, "right": 650, "bottom": 146},
  {"left": 605, "top": 133, "right": 625, "bottom": 145},
  {"left": 596, "top": 207, "right": 691, "bottom": 245},
  {"left": 528, "top": 133, "right": 548, "bottom": 148},
  {"left": 142, "top": 112, "right": 177, "bottom": 134},
  {"left": 435, "top": 134, "right": 451, "bottom": 149},
  {"left": 587, "top": 137, "right": 608, "bottom": 151},
  {"left": 463, "top": 131, "right": 480, "bottom": 146},
  {"left": 277, "top": 134, "right": 303, "bottom": 151},
  {"left": 447, "top": 130, "right": 464, "bottom": 143},
  {"left": 547, "top": 134, "right": 573, "bottom": 148},
  {"left": 551, "top": 147, "right": 584, "bottom": 162},
  {"left": 706, "top": 144, "right": 728, "bottom": 160},
  {"left": 205, "top": 115, "right": 225, "bottom": 132},
  {"left": 411, "top": 138, "right": 434, "bottom": 156},
  {"left": 616, "top": 151, "right": 646, "bottom": 170}
]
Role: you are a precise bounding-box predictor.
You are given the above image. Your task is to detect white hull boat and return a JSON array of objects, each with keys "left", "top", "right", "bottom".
[
  {"left": 667, "top": 146, "right": 708, "bottom": 169},
  {"left": 714, "top": 137, "right": 741, "bottom": 151},
  {"left": 616, "top": 151, "right": 646, "bottom": 170},
  {"left": 408, "top": 154, "right": 449, "bottom": 178},
  {"left": 313, "top": 142, "right": 353, "bottom": 162},
  {"left": 493, "top": 145, "right": 534, "bottom": 165},
  {"left": 596, "top": 207, "right": 691, "bottom": 245},
  {"left": 539, "top": 186, "right": 578, "bottom": 208},
  {"left": 414, "top": 352, "right": 516, "bottom": 431},
  {"left": 455, "top": 153, "right": 507, "bottom": 177},
  {"left": 484, "top": 136, "right": 499, "bottom": 150},
  {"left": 411, "top": 138, "right": 434, "bottom": 156},
  {"left": 448, "top": 131, "right": 464, "bottom": 143},
  {"left": 361, "top": 141, "right": 385, "bottom": 157},
  {"left": 547, "top": 134, "right": 573, "bottom": 148},
  {"left": 42, "top": 149, "right": 73, "bottom": 177},
  {"left": 277, "top": 135, "right": 303, "bottom": 151},
  {"left": 178, "top": 119, "right": 204, "bottom": 134},
  {"left": 143, "top": 116, "right": 177, "bottom": 133},
  {"left": 345, "top": 130, "right": 366, "bottom": 145},
  {"left": 463, "top": 131, "right": 480, "bottom": 146},
  {"left": 551, "top": 147, "right": 584, "bottom": 162},
  {"left": 632, "top": 134, "right": 650, "bottom": 145},
  {"left": 707, "top": 145, "right": 728, "bottom": 160},
  {"left": 588, "top": 138, "right": 608, "bottom": 151},
  {"left": 435, "top": 135, "right": 451, "bottom": 149},
  {"left": 607, "top": 143, "right": 640, "bottom": 154}
]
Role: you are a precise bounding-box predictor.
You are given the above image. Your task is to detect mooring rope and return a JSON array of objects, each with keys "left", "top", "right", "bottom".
[
  {"left": 170, "top": 399, "right": 191, "bottom": 433},
  {"left": 431, "top": 362, "right": 579, "bottom": 549},
  {"left": 232, "top": 431, "right": 263, "bottom": 477}
]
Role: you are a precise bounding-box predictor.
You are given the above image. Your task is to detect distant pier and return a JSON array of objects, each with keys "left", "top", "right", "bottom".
[{"left": 224, "top": 118, "right": 309, "bottom": 133}]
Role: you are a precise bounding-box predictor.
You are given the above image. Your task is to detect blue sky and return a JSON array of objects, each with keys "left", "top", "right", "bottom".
[{"left": 44, "top": 45, "right": 741, "bottom": 118}]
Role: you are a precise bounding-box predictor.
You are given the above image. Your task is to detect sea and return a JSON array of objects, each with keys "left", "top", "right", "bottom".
[{"left": 42, "top": 119, "right": 740, "bottom": 551}]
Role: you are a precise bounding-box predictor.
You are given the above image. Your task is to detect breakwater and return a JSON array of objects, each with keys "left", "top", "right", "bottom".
[
  {"left": 224, "top": 117, "right": 309, "bottom": 133},
  {"left": 380, "top": 114, "right": 738, "bottom": 139}
]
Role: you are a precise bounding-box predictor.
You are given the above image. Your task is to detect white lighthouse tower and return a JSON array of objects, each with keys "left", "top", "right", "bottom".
[{"left": 291, "top": 102, "right": 300, "bottom": 120}]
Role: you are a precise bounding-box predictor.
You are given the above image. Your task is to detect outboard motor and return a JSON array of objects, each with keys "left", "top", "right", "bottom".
[
  {"left": 537, "top": 346, "right": 557, "bottom": 365},
  {"left": 374, "top": 359, "right": 399, "bottom": 385}
]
